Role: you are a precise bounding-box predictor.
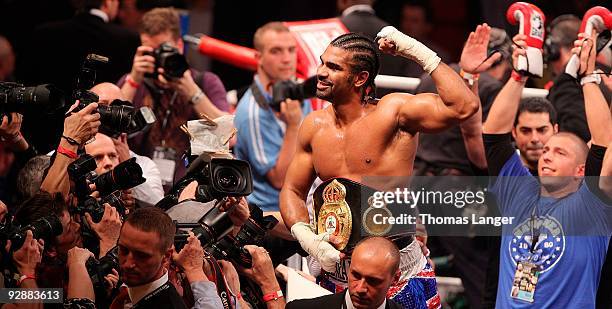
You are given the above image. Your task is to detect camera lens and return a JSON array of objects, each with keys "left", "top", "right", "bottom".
[{"left": 214, "top": 166, "right": 242, "bottom": 191}]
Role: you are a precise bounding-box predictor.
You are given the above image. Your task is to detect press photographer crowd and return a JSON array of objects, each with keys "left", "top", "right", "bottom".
[{"left": 0, "top": 0, "right": 611, "bottom": 308}]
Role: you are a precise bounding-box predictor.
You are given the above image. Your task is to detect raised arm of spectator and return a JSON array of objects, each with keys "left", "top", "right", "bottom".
[
  {"left": 40, "top": 103, "right": 100, "bottom": 196},
  {"left": 65, "top": 247, "right": 96, "bottom": 305},
  {"left": 483, "top": 34, "right": 529, "bottom": 134},
  {"left": 457, "top": 23, "right": 502, "bottom": 170},
  {"left": 575, "top": 31, "right": 612, "bottom": 147}
]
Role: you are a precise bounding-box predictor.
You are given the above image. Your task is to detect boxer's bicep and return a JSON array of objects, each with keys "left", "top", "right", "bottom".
[{"left": 397, "top": 93, "right": 461, "bottom": 133}]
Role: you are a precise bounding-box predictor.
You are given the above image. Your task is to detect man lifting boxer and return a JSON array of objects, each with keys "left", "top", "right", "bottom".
[{"left": 279, "top": 26, "right": 479, "bottom": 308}]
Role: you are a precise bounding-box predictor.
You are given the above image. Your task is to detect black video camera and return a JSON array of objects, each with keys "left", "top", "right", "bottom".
[
  {"left": 0, "top": 215, "right": 63, "bottom": 252},
  {"left": 68, "top": 154, "right": 146, "bottom": 199},
  {"left": 157, "top": 152, "right": 254, "bottom": 210},
  {"left": 72, "top": 54, "right": 156, "bottom": 137},
  {"left": 86, "top": 246, "right": 119, "bottom": 291},
  {"left": 0, "top": 82, "right": 65, "bottom": 117},
  {"left": 270, "top": 76, "right": 317, "bottom": 112},
  {"left": 145, "top": 42, "right": 189, "bottom": 80},
  {"left": 174, "top": 203, "right": 278, "bottom": 268}
]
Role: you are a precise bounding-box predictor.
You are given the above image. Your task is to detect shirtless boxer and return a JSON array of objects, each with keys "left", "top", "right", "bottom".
[{"left": 280, "top": 27, "right": 479, "bottom": 308}]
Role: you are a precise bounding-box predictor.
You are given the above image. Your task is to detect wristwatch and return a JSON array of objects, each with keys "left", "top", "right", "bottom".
[{"left": 190, "top": 90, "right": 205, "bottom": 105}]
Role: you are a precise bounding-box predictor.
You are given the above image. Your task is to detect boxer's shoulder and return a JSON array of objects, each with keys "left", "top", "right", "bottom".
[{"left": 297, "top": 109, "right": 330, "bottom": 144}]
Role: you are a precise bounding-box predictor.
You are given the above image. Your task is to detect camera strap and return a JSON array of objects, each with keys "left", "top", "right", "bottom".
[
  {"left": 206, "top": 256, "right": 235, "bottom": 309},
  {"left": 249, "top": 80, "right": 271, "bottom": 110}
]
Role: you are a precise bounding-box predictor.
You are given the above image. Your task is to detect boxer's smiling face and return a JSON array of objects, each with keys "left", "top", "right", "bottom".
[{"left": 316, "top": 46, "right": 359, "bottom": 103}]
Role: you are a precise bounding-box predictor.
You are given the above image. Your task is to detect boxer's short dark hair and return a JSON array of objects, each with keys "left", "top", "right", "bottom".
[{"left": 330, "top": 33, "right": 380, "bottom": 101}]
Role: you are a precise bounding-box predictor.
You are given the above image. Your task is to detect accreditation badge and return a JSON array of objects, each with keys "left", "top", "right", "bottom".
[
  {"left": 510, "top": 260, "right": 540, "bottom": 303},
  {"left": 316, "top": 179, "right": 352, "bottom": 251}
]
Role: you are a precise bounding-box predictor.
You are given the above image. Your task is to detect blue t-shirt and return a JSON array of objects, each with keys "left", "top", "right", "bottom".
[
  {"left": 492, "top": 153, "right": 612, "bottom": 308},
  {"left": 233, "top": 78, "right": 312, "bottom": 211}
]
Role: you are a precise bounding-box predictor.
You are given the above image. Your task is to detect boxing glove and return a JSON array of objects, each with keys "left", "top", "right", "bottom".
[
  {"left": 565, "top": 6, "right": 612, "bottom": 78},
  {"left": 506, "top": 2, "right": 546, "bottom": 77}
]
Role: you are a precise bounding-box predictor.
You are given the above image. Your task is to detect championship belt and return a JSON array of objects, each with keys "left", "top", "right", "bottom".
[{"left": 314, "top": 178, "right": 417, "bottom": 253}]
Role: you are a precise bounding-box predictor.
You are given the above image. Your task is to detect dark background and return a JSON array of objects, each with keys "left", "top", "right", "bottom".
[{"left": 1, "top": 0, "right": 608, "bottom": 91}]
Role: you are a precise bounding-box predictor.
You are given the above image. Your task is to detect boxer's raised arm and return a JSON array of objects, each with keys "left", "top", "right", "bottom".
[
  {"left": 279, "top": 114, "right": 317, "bottom": 229},
  {"left": 377, "top": 27, "right": 478, "bottom": 133},
  {"left": 483, "top": 34, "right": 528, "bottom": 134}
]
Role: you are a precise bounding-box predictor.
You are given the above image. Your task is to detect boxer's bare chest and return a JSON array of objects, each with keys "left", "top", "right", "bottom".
[{"left": 310, "top": 114, "right": 417, "bottom": 181}]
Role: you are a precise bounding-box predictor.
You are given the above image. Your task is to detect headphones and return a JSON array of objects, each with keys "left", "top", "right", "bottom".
[{"left": 544, "top": 14, "right": 580, "bottom": 63}]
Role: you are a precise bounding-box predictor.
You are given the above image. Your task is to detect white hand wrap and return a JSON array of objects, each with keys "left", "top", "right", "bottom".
[
  {"left": 377, "top": 26, "right": 441, "bottom": 74},
  {"left": 291, "top": 222, "right": 340, "bottom": 272}
]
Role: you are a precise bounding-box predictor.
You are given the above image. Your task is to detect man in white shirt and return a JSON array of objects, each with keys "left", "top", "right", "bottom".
[{"left": 87, "top": 82, "right": 164, "bottom": 206}]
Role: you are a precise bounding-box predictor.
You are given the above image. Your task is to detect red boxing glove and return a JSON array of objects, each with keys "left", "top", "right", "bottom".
[
  {"left": 565, "top": 6, "right": 612, "bottom": 78},
  {"left": 507, "top": 2, "right": 546, "bottom": 77}
]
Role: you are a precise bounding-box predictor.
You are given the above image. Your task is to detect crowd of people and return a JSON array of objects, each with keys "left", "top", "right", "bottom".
[{"left": 0, "top": 0, "right": 611, "bottom": 308}]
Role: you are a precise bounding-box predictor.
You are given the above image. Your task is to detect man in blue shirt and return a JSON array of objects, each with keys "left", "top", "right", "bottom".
[
  {"left": 483, "top": 32, "right": 612, "bottom": 308},
  {"left": 234, "top": 22, "right": 312, "bottom": 213}
]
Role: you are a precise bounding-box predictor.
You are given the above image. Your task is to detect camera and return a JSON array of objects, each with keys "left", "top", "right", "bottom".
[
  {"left": 98, "top": 99, "right": 156, "bottom": 138},
  {"left": 68, "top": 154, "right": 146, "bottom": 198},
  {"left": 86, "top": 246, "right": 119, "bottom": 290},
  {"left": 72, "top": 54, "right": 156, "bottom": 137},
  {"left": 0, "top": 82, "right": 65, "bottom": 117},
  {"left": 188, "top": 152, "right": 254, "bottom": 202},
  {"left": 145, "top": 42, "right": 189, "bottom": 80},
  {"left": 174, "top": 203, "right": 277, "bottom": 268},
  {"left": 72, "top": 191, "right": 127, "bottom": 223},
  {"left": 0, "top": 215, "right": 63, "bottom": 252},
  {"left": 270, "top": 76, "right": 317, "bottom": 112}
]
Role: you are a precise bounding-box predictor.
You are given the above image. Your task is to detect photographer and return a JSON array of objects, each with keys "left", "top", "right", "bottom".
[
  {"left": 85, "top": 82, "right": 164, "bottom": 207},
  {"left": 12, "top": 192, "right": 120, "bottom": 289},
  {"left": 40, "top": 103, "right": 101, "bottom": 197},
  {"left": 117, "top": 7, "right": 229, "bottom": 183},
  {"left": 115, "top": 207, "right": 217, "bottom": 308},
  {"left": 234, "top": 22, "right": 311, "bottom": 215},
  {"left": 1, "top": 230, "right": 44, "bottom": 309}
]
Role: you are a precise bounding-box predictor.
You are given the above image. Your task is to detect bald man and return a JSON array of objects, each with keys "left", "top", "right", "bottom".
[
  {"left": 287, "top": 237, "right": 402, "bottom": 309},
  {"left": 0, "top": 35, "right": 15, "bottom": 82},
  {"left": 86, "top": 83, "right": 164, "bottom": 206}
]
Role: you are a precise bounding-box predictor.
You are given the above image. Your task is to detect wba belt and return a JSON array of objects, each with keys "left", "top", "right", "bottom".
[{"left": 313, "top": 178, "right": 415, "bottom": 252}]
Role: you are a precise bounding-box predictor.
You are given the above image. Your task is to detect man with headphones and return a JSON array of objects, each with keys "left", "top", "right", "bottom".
[{"left": 545, "top": 15, "right": 611, "bottom": 143}]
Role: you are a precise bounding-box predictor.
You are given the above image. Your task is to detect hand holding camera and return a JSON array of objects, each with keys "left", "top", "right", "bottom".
[
  {"left": 279, "top": 99, "right": 303, "bottom": 129},
  {"left": 239, "top": 245, "right": 280, "bottom": 294},
  {"left": 84, "top": 203, "right": 122, "bottom": 256},
  {"left": 130, "top": 46, "right": 156, "bottom": 85},
  {"left": 67, "top": 246, "right": 95, "bottom": 267},
  {"left": 172, "top": 231, "right": 208, "bottom": 283},
  {"left": 10, "top": 230, "right": 43, "bottom": 277},
  {"left": 64, "top": 102, "right": 101, "bottom": 146}
]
